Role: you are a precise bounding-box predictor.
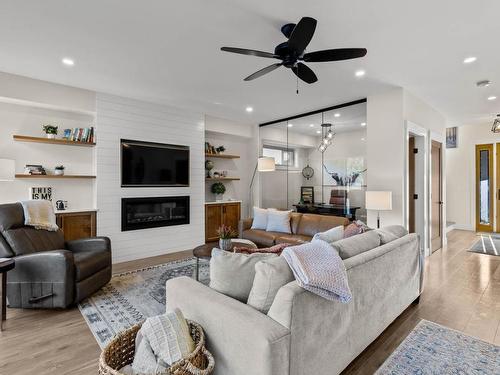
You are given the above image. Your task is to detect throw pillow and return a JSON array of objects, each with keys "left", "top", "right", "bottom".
[
  {"left": 209, "top": 248, "right": 277, "bottom": 301},
  {"left": 20, "top": 200, "right": 59, "bottom": 232},
  {"left": 332, "top": 230, "right": 381, "bottom": 259},
  {"left": 251, "top": 207, "right": 268, "bottom": 230},
  {"left": 312, "top": 225, "right": 344, "bottom": 243},
  {"left": 266, "top": 210, "right": 292, "bottom": 233},
  {"left": 234, "top": 242, "right": 291, "bottom": 255},
  {"left": 343, "top": 221, "right": 366, "bottom": 238},
  {"left": 247, "top": 256, "right": 295, "bottom": 314}
]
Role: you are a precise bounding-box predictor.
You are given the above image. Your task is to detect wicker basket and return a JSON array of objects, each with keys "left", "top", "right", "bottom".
[{"left": 98, "top": 320, "right": 215, "bottom": 375}]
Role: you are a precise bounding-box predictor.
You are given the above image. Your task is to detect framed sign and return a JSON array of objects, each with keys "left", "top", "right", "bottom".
[{"left": 30, "top": 187, "right": 53, "bottom": 201}]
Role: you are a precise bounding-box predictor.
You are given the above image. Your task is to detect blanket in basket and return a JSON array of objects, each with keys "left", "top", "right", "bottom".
[{"left": 282, "top": 240, "right": 352, "bottom": 303}]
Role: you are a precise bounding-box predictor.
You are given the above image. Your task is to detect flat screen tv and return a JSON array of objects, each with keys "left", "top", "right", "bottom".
[{"left": 121, "top": 139, "right": 189, "bottom": 187}]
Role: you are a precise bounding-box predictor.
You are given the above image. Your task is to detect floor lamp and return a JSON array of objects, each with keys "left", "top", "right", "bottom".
[
  {"left": 248, "top": 157, "right": 276, "bottom": 217},
  {"left": 365, "top": 191, "right": 392, "bottom": 229}
]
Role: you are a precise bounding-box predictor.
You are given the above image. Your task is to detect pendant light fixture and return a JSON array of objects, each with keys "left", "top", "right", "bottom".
[
  {"left": 318, "top": 112, "right": 335, "bottom": 153},
  {"left": 492, "top": 114, "right": 500, "bottom": 133}
]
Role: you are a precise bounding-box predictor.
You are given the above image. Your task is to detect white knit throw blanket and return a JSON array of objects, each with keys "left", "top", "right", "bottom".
[
  {"left": 20, "top": 200, "right": 58, "bottom": 232},
  {"left": 282, "top": 240, "right": 352, "bottom": 303}
]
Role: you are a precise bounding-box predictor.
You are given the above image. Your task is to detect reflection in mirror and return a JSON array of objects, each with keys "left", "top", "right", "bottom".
[{"left": 259, "top": 101, "right": 367, "bottom": 223}]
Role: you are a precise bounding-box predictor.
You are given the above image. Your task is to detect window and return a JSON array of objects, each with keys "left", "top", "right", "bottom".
[{"left": 262, "top": 146, "right": 295, "bottom": 167}]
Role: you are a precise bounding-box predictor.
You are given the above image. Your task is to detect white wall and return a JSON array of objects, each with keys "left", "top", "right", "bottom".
[
  {"left": 205, "top": 131, "right": 253, "bottom": 216},
  {"left": 96, "top": 94, "right": 205, "bottom": 263},
  {"left": 446, "top": 122, "right": 499, "bottom": 230},
  {"left": 0, "top": 73, "right": 96, "bottom": 210}
]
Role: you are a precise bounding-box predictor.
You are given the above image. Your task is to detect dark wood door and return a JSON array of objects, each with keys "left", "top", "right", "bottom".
[
  {"left": 408, "top": 136, "right": 416, "bottom": 233},
  {"left": 56, "top": 211, "right": 96, "bottom": 242},
  {"left": 431, "top": 141, "right": 443, "bottom": 252},
  {"left": 222, "top": 203, "right": 241, "bottom": 232},
  {"left": 205, "top": 204, "right": 222, "bottom": 242}
]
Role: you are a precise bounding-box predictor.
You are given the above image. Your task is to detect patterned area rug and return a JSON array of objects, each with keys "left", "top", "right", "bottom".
[
  {"left": 78, "top": 257, "right": 209, "bottom": 348},
  {"left": 469, "top": 235, "right": 500, "bottom": 256},
  {"left": 376, "top": 320, "right": 500, "bottom": 374}
]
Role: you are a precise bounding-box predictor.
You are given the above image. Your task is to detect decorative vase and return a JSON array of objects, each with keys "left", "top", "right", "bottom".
[
  {"left": 215, "top": 193, "right": 224, "bottom": 202},
  {"left": 46, "top": 134, "right": 55, "bottom": 139},
  {"left": 219, "top": 238, "right": 232, "bottom": 251},
  {"left": 54, "top": 169, "right": 64, "bottom": 176}
]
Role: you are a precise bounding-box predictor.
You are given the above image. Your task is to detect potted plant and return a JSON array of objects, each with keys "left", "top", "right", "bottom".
[
  {"left": 42, "top": 125, "right": 58, "bottom": 139},
  {"left": 216, "top": 224, "right": 238, "bottom": 251},
  {"left": 54, "top": 165, "right": 65, "bottom": 176},
  {"left": 216, "top": 145, "right": 226, "bottom": 154},
  {"left": 211, "top": 182, "right": 226, "bottom": 201}
]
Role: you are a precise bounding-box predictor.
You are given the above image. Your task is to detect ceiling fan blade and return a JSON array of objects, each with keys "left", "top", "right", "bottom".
[
  {"left": 291, "top": 62, "right": 317, "bottom": 84},
  {"left": 221, "top": 47, "right": 278, "bottom": 59},
  {"left": 288, "top": 17, "right": 317, "bottom": 53},
  {"left": 303, "top": 48, "right": 367, "bottom": 62},
  {"left": 244, "top": 63, "right": 282, "bottom": 81}
]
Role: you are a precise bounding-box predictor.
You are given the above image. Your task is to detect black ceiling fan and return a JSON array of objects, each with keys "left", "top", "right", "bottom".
[{"left": 221, "top": 17, "right": 367, "bottom": 85}]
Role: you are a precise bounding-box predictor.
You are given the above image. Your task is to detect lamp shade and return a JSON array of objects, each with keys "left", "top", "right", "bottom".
[
  {"left": 0, "top": 159, "right": 15, "bottom": 181},
  {"left": 257, "top": 157, "right": 275, "bottom": 172},
  {"left": 365, "top": 191, "right": 392, "bottom": 211}
]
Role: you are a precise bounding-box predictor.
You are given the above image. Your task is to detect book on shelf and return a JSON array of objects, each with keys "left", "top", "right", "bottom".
[{"left": 62, "top": 127, "right": 95, "bottom": 143}]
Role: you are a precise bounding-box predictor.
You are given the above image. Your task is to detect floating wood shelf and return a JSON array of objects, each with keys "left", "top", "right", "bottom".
[
  {"left": 13, "top": 135, "right": 96, "bottom": 147},
  {"left": 205, "top": 177, "right": 240, "bottom": 181},
  {"left": 205, "top": 153, "right": 240, "bottom": 159},
  {"left": 15, "top": 174, "right": 96, "bottom": 179}
]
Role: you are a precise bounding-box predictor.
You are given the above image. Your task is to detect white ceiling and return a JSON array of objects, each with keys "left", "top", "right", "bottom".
[{"left": 1, "top": 1, "right": 499, "bottom": 126}]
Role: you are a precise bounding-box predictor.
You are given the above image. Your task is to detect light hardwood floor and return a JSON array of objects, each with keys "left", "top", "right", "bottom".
[{"left": 0, "top": 230, "right": 499, "bottom": 375}]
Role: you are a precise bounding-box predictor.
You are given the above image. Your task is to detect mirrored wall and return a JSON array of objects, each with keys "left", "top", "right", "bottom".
[{"left": 259, "top": 100, "right": 367, "bottom": 222}]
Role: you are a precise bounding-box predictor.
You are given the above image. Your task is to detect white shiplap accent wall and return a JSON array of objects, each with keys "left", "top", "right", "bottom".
[{"left": 96, "top": 94, "right": 204, "bottom": 263}]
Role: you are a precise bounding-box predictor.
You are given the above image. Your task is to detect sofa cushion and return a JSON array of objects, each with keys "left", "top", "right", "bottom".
[
  {"left": 290, "top": 213, "right": 302, "bottom": 234},
  {"left": 312, "top": 225, "right": 344, "bottom": 243},
  {"left": 331, "top": 230, "right": 381, "bottom": 259},
  {"left": 247, "top": 256, "right": 295, "bottom": 314},
  {"left": 242, "top": 229, "right": 279, "bottom": 247},
  {"left": 275, "top": 234, "right": 311, "bottom": 245},
  {"left": 251, "top": 207, "right": 268, "bottom": 230},
  {"left": 376, "top": 225, "right": 409, "bottom": 244},
  {"left": 74, "top": 250, "right": 111, "bottom": 281},
  {"left": 209, "top": 248, "right": 277, "bottom": 302},
  {"left": 266, "top": 210, "right": 292, "bottom": 233},
  {"left": 3, "top": 227, "right": 65, "bottom": 256},
  {"left": 296, "top": 214, "right": 349, "bottom": 237}
]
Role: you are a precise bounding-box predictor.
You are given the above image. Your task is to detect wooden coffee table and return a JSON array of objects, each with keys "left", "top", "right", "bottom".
[
  {"left": 192, "top": 239, "right": 257, "bottom": 281},
  {"left": 0, "top": 258, "right": 15, "bottom": 331}
]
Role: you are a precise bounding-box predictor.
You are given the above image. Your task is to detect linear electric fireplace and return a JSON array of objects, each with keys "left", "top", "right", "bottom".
[{"left": 121, "top": 196, "right": 190, "bottom": 231}]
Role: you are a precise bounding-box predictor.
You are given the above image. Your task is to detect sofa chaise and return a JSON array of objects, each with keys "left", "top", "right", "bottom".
[{"left": 167, "top": 226, "right": 424, "bottom": 375}]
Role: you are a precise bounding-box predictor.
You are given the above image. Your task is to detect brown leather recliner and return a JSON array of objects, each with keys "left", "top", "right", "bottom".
[
  {"left": 239, "top": 212, "right": 349, "bottom": 248},
  {"left": 0, "top": 203, "right": 112, "bottom": 309}
]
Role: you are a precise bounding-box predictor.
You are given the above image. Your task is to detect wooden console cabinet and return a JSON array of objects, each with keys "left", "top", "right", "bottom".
[
  {"left": 205, "top": 202, "right": 241, "bottom": 242},
  {"left": 56, "top": 210, "right": 97, "bottom": 242}
]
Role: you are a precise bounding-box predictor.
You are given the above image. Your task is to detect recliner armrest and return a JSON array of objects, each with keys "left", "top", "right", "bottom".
[
  {"left": 66, "top": 236, "right": 111, "bottom": 253},
  {"left": 10, "top": 249, "right": 74, "bottom": 282},
  {"left": 239, "top": 218, "right": 253, "bottom": 237}
]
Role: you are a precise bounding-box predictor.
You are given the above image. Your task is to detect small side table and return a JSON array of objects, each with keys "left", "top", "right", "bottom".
[
  {"left": 192, "top": 239, "right": 257, "bottom": 281},
  {"left": 0, "top": 258, "right": 15, "bottom": 331}
]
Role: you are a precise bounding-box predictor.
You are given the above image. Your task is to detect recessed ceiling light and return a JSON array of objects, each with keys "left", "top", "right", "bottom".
[
  {"left": 309, "top": 124, "right": 315, "bottom": 127},
  {"left": 488, "top": 96, "right": 497, "bottom": 101},
  {"left": 62, "top": 58, "right": 75, "bottom": 66},
  {"left": 316, "top": 130, "right": 321, "bottom": 134},
  {"left": 287, "top": 123, "right": 293, "bottom": 128},
  {"left": 245, "top": 106, "right": 253, "bottom": 112},
  {"left": 355, "top": 70, "right": 366, "bottom": 77},
  {"left": 361, "top": 122, "right": 367, "bottom": 127},
  {"left": 463, "top": 56, "right": 477, "bottom": 64},
  {"left": 361, "top": 138, "right": 366, "bottom": 141},
  {"left": 334, "top": 113, "right": 341, "bottom": 118}
]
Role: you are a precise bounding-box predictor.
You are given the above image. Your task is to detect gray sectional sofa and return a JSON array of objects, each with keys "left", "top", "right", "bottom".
[{"left": 167, "top": 226, "right": 424, "bottom": 375}]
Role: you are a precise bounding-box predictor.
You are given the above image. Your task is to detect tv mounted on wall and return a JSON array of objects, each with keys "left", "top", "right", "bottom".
[{"left": 121, "top": 139, "right": 189, "bottom": 187}]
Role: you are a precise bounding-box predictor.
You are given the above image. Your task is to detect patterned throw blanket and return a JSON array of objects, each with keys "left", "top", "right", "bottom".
[
  {"left": 20, "top": 200, "right": 58, "bottom": 231},
  {"left": 282, "top": 240, "right": 352, "bottom": 303}
]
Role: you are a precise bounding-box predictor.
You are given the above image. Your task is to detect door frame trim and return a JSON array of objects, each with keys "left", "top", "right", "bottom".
[
  {"left": 431, "top": 140, "right": 443, "bottom": 252},
  {"left": 475, "top": 143, "right": 494, "bottom": 232}
]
